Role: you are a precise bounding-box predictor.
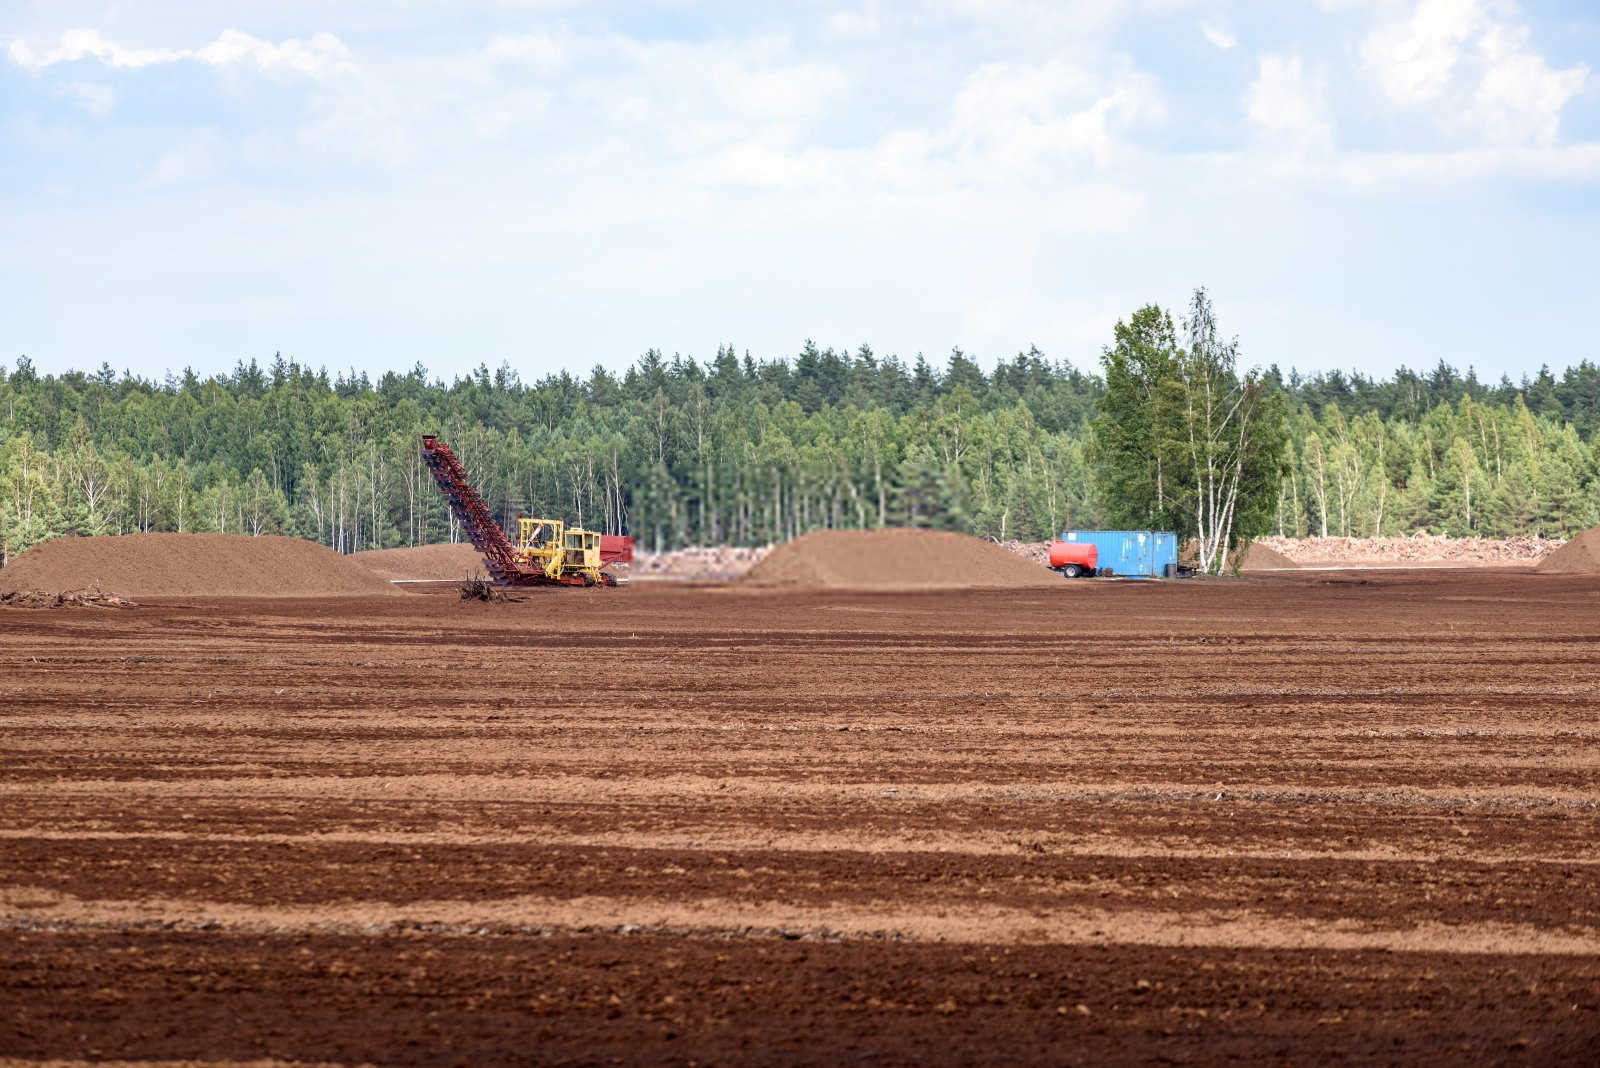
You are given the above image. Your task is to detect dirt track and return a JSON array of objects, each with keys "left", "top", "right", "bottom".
[{"left": 4, "top": 570, "right": 1599, "bottom": 1064}]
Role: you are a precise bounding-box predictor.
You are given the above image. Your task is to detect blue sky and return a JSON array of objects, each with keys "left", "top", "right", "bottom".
[{"left": 3, "top": 0, "right": 1597, "bottom": 384}]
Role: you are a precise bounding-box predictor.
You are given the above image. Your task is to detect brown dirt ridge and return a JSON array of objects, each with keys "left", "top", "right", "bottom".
[
  {"left": 740, "top": 528, "right": 1060, "bottom": 589},
  {"left": 352, "top": 541, "right": 486, "bottom": 581},
  {"left": 1536, "top": 525, "right": 1600, "bottom": 574},
  {"left": 1237, "top": 542, "right": 1298, "bottom": 571},
  {"left": 0, "top": 532, "right": 394, "bottom": 598}
]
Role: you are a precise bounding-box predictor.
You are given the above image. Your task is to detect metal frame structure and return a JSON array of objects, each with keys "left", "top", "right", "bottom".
[{"left": 420, "top": 434, "right": 632, "bottom": 587}]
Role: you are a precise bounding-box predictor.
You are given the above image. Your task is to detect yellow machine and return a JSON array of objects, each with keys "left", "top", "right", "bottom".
[{"left": 515, "top": 518, "right": 613, "bottom": 586}]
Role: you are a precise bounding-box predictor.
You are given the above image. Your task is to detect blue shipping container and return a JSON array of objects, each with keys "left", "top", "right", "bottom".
[{"left": 1061, "top": 530, "right": 1178, "bottom": 578}]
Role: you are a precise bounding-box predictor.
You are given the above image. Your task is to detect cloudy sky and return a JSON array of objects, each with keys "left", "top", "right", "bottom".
[{"left": 4, "top": 1, "right": 1596, "bottom": 384}]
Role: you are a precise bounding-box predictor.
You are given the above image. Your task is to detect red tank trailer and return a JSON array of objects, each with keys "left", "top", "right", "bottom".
[{"left": 1047, "top": 540, "right": 1098, "bottom": 578}]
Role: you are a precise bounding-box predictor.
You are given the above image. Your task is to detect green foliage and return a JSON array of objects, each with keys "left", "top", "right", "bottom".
[
  {"left": 0, "top": 346, "right": 1106, "bottom": 560},
  {"left": 1087, "top": 305, "right": 1183, "bottom": 531},
  {"left": 0, "top": 338, "right": 1596, "bottom": 566},
  {"left": 1089, "top": 291, "right": 1290, "bottom": 571},
  {"left": 1280, "top": 393, "right": 1600, "bottom": 539}
]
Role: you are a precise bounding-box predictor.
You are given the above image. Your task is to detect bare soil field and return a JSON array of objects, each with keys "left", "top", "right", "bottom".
[{"left": 3, "top": 569, "right": 1599, "bottom": 1064}]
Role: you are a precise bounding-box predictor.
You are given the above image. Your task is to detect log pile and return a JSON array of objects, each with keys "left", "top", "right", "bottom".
[
  {"left": 630, "top": 546, "right": 773, "bottom": 582},
  {"left": 994, "top": 539, "right": 1052, "bottom": 567},
  {"left": 1256, "top": 533, "right": 1562, "bottom": 565}
]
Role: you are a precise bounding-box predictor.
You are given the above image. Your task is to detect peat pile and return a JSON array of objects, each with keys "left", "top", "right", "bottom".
[
  {"left": 354, "top": 542, "right": 485, "bottom": 581},
  {"left": 0, "top": 533, "right": 395, "bottom": 598},
  {"left": 1237, "top": 543, "right": 1299, "bottom": 571},
  {"left": 1535, "top": 527, "right": 1600, "bottom": 574},
  {"left": 740, "top": 529, "right": 1058, "bottom": 590}
]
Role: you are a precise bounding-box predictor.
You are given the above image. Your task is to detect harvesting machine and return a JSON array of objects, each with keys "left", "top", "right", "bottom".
[{"left": 420, "top": 434, "right": 633, "bottom": 587}]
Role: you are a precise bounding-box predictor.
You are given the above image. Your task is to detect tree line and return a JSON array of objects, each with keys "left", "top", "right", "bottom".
[{"left": 3, "top": 309, "right": 1598, "bottom": 566}]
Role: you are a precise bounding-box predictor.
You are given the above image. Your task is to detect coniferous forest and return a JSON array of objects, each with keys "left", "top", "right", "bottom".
[{"left": 3, "top": 339, "right": 1599, "bottom": 565}]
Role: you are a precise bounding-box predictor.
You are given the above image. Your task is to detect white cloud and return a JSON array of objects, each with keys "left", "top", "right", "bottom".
[
  {"left": 483, "top": 34, "right": 566, "bottom": 74},
  {"left": 950, "top": 59, "right": 1161, "bottom": 171},
  {"left": 674, "top": 54, "right": 1162, "bottom": 235},
  {"left": 570, "top": 33, "right": 853, "bottom": 165},
  {"left": 929, "top": 0, "right": 1146, "bottom": 36},
  {"left": 145, "top": 137, "right": 219, "bottom": 186},
  {"left": 1361, "top": 0, "right": 1482, "bottom": 103},
  {"left": 7, "top": 1, "right": 1599, "bottom": 383},
  {"left": 1201, "top": 24, "right": 1237, "bottom": 51},
  {"left": 826, "top": 8, "right": 881, "bottom": 39},
  {"left": 9, "top": 28, "right": 185, "bottom": 70},
  {"left": 1329, "top": 142, "right": 1600, "bottom": 186},
  {"left": 54, "top": 81, "right": 116, "bottom": 118},
  {"left": 467, "top": 88, "right": 555, "bottom": 140},
  {"left": 735, "top": 62, "right": 850, "bottom": 121},
  {"left": 1246, "top": 54, "right": 1331, "bottom": 148},
  {"left": 1361, "top": 0, "right": 1589, "bottom": 146},
  {"left": 194, "top": 30, "right": 354, "bottom": 79},
  {"left": 8, "top": 27, "right": 354, "bottom": 79},
  {"left": 1471, "top": 23, "right": 1589, "bottom": 147}
]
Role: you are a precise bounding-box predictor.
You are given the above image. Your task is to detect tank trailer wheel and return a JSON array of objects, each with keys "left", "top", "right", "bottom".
[{"left": 1062, "top": 563, "right": 1083, "bottom": 578}]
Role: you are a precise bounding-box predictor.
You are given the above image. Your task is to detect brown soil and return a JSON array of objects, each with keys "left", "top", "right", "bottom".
[
  {"left": 741, "top": 528, "right": 1059, "bottom": 589},
  {"left": 4, "top": 570, "right": 1600, "bottom": 1063},
  {"left": 1237, "top": 542, "right": 1298, "bottom": 571},
  {"left": 0, "top": 533, "right": 394, "bottom": 598},
  {"left": 0, "top": 585, "right": 137, "bottom": 609},
  {"left": 1536, "top": 526, "right": 1600, "bottom": 574},
  {"left": 352, "top": 541, "right": 486, "bottom": 581}
]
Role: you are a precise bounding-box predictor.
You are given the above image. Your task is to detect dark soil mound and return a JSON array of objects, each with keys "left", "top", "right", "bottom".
[
  {"left": 354, "top": 542, "right": 486, "bottom": 581},
  {"left": 0, "top": 533, "right": 395, "bottom": 598},
  {"left": 739, "top": 529, "right": 1059, "bottom": 590},
  {"left": 1535, "top": 528, "right": 1600, "bottom": 574},
  {"left": 1237, "top": 543, "right": 1299, "bottom": 571},
  {"left": 1, "top": 586, "right": 138, "bottom": 609}
]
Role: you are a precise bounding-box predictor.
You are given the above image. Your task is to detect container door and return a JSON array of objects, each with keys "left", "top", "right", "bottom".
[{"left": 1155, "top": 532, "right": 1177, "bottom": 575}]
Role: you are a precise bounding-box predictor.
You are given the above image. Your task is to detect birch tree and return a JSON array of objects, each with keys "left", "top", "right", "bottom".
[
  {"left": 1089, "top": 290, "right": 1287, "bottom": 573},
  {"left": 1171, "top": 289, "right": 1288, "bottom": 573}
]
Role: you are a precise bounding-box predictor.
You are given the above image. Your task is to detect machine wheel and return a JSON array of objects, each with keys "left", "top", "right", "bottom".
[{"left": 1061, "top": 563, "right": 1083, "bottom": 578}]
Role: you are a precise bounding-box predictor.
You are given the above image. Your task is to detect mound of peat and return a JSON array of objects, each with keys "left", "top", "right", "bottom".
[
  {"left": 1535, "top": 527, "right": 1600, "bottom": 574},
  {"left": 0, "top": 533, "right": 395, "bottom": 598},
  {"left": 1237, "top": 543, "right": 1299, "bottom": 571},
  {"left": 353, "top": 542, "right": 486, "bottom": 582},
  {"left": 739, "top": 528, "right": 1059, "bottom": 590}
]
